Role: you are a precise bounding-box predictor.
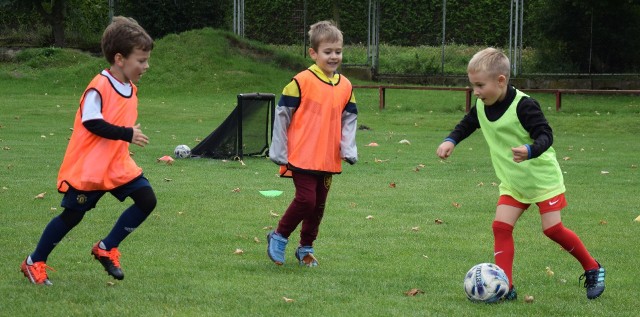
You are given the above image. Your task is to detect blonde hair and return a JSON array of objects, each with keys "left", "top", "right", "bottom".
[
  {"left": 101, "top": 16, "right": 154, "bottom": 65},
  {"left": 467, "top": 47, "right": 511, "bottom": 82},
  {"left": 308, "top": 20, "right": 343, "bottom": 51}
]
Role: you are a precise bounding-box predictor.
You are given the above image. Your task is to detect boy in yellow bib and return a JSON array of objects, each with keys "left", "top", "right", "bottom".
[{"left": 436, "top": 48, "right": 605, "bottom": 300}]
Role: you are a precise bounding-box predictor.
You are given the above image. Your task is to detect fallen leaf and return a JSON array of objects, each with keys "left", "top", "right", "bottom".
[
  {"left": 434, "top": 219, "right": 443, "bottom": 224},
  {"left": 262, "top": 226, "right": 273, "bottom": 230},
  {"left": 374, "top": 158, "right": 389, "bottom": 163},
  {"left": 545, "top": 266, "right": 554, "bottom": 277},
  {"left": 599, "top": 220, "right": 607, "bottom": 225},
  {"left": 452, "top": 202, "right": 461, "bottom": 208},
  {"left": 477, "top": 182, "right": 484, "bottom": 186},
  {"left": 106, "top": 281, "right": 115, "bottom": 286},
  {"left": 524, "top": 295, "right": 534, "bottom": 303},
  {"left": 600, "top": 170, "right": 609, "bottom": 174},
  {"left": 631, "top": 164, "right": 637, "bottom": 169},
  {"left": 411, "top": 226, "right": 420, "bottom": 231},
  {"left": 389, "top": 182, "right": 396, "bottom": 188},
  {"left": 253, "top": 237, "right": 260, "bottom": 243},
  {"left": 404, "top": 288, "right": 424, "bottom": 296},
  {"left": 269, "top": 210, "right": 280, "bottom": 217},
  {"left": 233, "top": 249, "right": 244, "bottom": 255},
  {"left": 366, "top": 215, "right": 374, "bottom": 220},
  {"left": 417, "top": 164, "right": 425, "bottom": 168},
  {"left": 366, "top": 142, "right": 379, "bottom": 147},
  {"left": 634, "top": 215, "right": 640, "bottom": 222},
  {"left": 283, "top": 297, "right": 294, "bottom": 303},
  {"left": 349, "top": 202, "right": 357, "bottom": 208},
  {"left": 232, "top": 188, "right": 241, "bottom": 192},
  {"left": 163, "top": 178, "right": 172, "bottom": 182},
  {"left": 34, "top": 192, "right": 46, "bottom": 199},
  {"left": 399, "top": 139, "right": 411, "bottom": 145},
  {"left": 562, "top": 156, "right": 571, "bottom": 161}
]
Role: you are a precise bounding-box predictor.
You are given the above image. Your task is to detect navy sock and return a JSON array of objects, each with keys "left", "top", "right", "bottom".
[
  {"left": 31, "top": 216, "right": 71, "bottom": 262},
  {"left": 102, "top": 204, "right": 148, "bottom": 250}
]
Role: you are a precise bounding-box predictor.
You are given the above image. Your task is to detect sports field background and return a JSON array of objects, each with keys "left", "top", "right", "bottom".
[{"left": 0, "top": 28, "right": 638, "bottom": 316}]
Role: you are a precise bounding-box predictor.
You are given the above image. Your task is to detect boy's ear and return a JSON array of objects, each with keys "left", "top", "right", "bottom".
[
  {"left": 497, "top": 74, "right": 507, "bottom": 86},
  {"left": 114, "top": 53, "right": 125, "bottom": 66},
  {"left": 308, "top": 47, "right": 317, "bottom": 59}
]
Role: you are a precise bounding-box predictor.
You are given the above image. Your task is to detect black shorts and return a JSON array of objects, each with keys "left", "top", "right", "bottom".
[{"left": 60, "top": 175, "right": 151, "bottom": 212}]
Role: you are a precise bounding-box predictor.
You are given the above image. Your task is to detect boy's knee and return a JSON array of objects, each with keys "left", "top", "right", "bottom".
[
  {"left": 131, "top": 187, "right": 156, "bottom": 215},
  {"left": 59, "top": 208, "right": 86, "bottom": 228}
]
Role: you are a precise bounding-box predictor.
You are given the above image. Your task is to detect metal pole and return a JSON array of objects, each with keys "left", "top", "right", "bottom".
[
  {"left": 518, "top": 0, "right": 524, "bottom": 75},
  {"left": 367, "top": 0, "right": 371, "bottom": 66},
  {"left": 513, "top": 0, "right": 519, "bottom": 76},
  {"left": 303, "top": 0, "right": 307, "bottom": 58},
  {"left": 441, "top": 0, "right": 446, "bottom": 75},
  {"left": 508, "top": 0, "right": 513, "bottom": 74},
  {"left": 108, "top": 0, "right": 114, "bottom": 22}
]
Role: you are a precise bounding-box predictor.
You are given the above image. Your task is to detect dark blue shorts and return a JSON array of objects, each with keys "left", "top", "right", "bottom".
[{"left": 60, "top": 175, "right": 152, "bottom": 212}]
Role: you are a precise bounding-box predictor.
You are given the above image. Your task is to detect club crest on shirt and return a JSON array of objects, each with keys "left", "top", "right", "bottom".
[
  {"left": 324, "top": 175, "right": 332, "bottom": 190},
  {"left": 77, "top": 194, "right": 88, "bottom": 205}
]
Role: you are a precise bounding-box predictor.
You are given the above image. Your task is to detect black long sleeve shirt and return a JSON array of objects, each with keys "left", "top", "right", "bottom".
[{"left": 445, "top": 85, "right": 553, "bottom": 159}]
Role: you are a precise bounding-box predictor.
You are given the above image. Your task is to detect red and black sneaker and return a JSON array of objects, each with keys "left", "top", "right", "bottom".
[
  {"left": 20, "top": 256, "right": 54, "bottom": 286},
  {"left": 91, "top": 241, "right": 124, "bottom": 280}
]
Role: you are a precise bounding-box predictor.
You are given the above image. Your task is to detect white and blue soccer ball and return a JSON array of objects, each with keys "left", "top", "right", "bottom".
[
  {"left": 463, "top": 263, "right": 510, "bottom": 303},
  {"left": 173, "top": 144, "right": 191, "bottom": 159}
]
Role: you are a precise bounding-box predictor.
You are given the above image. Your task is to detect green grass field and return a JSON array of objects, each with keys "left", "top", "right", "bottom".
[{"left": 1, "top": 29, "right": 639, "bottom": 316}]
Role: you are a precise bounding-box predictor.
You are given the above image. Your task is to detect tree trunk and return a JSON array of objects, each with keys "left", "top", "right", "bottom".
[{"left": 33, "top": 0, "right": 66, "bottom": 47}]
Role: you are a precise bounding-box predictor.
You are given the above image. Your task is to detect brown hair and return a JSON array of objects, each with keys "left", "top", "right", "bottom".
[
  {"left": 101, "top": 16, "right": 154, "bottom": 64},
  {"left": 308, "top": 20, "right": 343, "bottom": 51},
  {"left": 467, "top": 47, "right": 511, "bottom": 82}
]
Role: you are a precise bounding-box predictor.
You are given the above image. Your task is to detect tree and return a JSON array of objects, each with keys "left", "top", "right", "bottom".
[{"left": 0, "top": 0, "right": 67, "bottom": 47}]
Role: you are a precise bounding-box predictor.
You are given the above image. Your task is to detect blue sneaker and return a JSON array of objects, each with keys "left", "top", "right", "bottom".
[
  {"left": 267, "top": 231, "right": 288, "bottom": 265},
  {"left": 580, "top": 262, "right": 605, "bottom": 299},
  {"left": 295, "top": 245, "right": 318, "bottom": 267}
]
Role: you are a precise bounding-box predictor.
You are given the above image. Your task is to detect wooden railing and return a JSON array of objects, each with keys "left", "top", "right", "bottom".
[{"left": 353, "top": 85, "right": 640, "bottom": 112}]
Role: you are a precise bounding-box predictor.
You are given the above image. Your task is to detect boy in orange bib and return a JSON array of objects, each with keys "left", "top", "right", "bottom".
[{"left": 21, "top": 17, "right": 156, "bottom": 285}]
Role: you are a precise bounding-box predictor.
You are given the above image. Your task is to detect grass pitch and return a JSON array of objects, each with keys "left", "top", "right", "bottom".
[{"left": 1, "top": 29, "right": 639, "bottom": 316}]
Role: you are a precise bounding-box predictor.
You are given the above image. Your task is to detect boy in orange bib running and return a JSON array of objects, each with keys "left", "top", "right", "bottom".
[{"left": 21, "top": 16, "right": 156, "bottom": 285}]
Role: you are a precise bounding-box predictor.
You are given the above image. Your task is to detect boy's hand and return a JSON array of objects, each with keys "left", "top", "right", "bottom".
[
  {"left": 436, "top": 141, "right": 455, "bottom": 159},
  {"left": 511, "top": 145, "right": 529, "bottom": 163},
  {"left": 131, "top": 123, "right": 149, "bottom": 147}
]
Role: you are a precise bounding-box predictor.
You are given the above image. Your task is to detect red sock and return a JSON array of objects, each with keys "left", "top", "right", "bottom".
[
  {"left": 492, "top": 221, "right": 515, "bottom": 287},
  {"left": 543, "top": 222, "right": 598, "bottom": 271}
]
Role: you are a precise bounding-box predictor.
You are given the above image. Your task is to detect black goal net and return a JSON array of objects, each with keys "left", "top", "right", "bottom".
[{"left": 191, "top": 93, "right": 275, "bottom": 159}]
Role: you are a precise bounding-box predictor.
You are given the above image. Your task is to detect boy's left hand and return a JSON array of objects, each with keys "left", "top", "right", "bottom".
[{"left": 511, "top": 145, "right": 528, "bottom": 163}]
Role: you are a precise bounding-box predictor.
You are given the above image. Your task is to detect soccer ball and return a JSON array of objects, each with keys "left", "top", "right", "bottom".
[
  {"left": 463, "top": 263, "right": 509, "bottom": 303},
  {"left": 174, "top": 144, "right": 191, "bottom": 159}
]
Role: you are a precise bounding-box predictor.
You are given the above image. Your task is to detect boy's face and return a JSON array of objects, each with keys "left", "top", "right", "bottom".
[
  {"left": 112, "top": 48, "right": 151, "bottom": 84},
  {"left": 468, "top": 70, "right": 507, "bottom": 106},
  {"left": 309, "top": 40, "right": 343, "bottom": 78}
]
